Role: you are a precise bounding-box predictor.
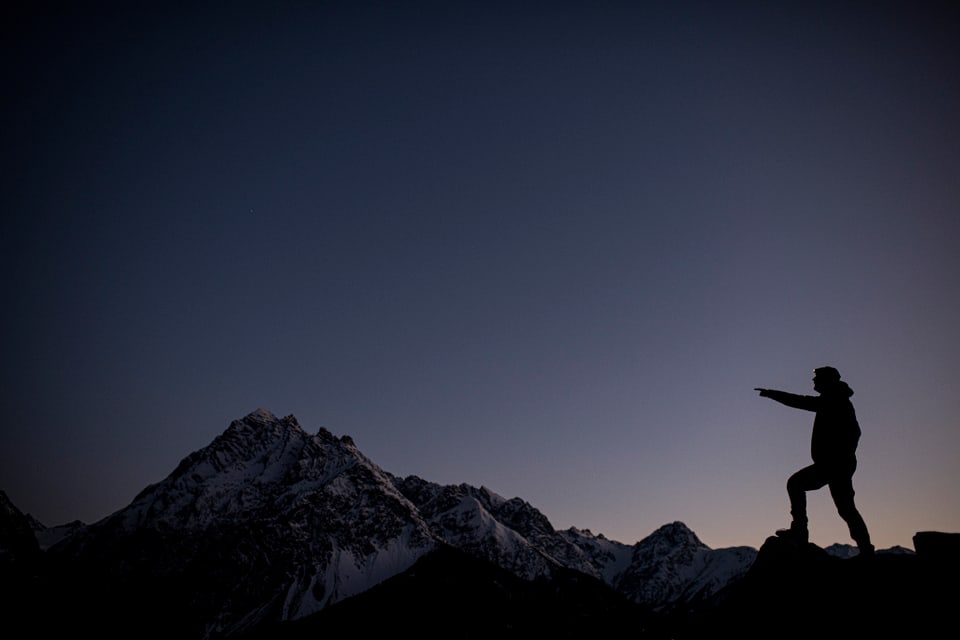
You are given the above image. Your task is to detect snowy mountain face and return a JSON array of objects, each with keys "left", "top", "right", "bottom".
[
  {"left": 558, "top": 526, "right": 636, "bottom": 584},
  {"left": 574, "top": 521, "right": 758, "bottom": 612},
  {"left": 390, "top": 475, "right": 603, "bottom": 581},
  {"left": 51, "top": 410, "right": 438, "bottom": 638},
  {"left": 22, "top": 410, "right": 757, "bottom": 638}
]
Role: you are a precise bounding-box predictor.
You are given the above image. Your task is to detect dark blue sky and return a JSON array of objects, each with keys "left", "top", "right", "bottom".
[{"left": 3, "top": 1, "right": 959, "bottom": 549}]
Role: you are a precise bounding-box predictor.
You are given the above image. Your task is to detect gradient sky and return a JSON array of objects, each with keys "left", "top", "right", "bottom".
[{"left": 3, "top": 1, "right": 958, "bottom": 551}]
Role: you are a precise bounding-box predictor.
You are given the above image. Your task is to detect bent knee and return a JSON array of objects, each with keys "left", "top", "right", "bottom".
[{"left": 787, "top": 474, "right": 805, "bottom": 491}]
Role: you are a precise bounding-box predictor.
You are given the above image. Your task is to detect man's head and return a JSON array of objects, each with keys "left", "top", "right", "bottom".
[{"left": 813, "top": 366, "right": 841, "bottom": 392}]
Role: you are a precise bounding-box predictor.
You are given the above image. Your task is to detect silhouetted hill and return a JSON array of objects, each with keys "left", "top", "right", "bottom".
[{"left": 673, "top": 533, "right": 958, "bottom": 639}]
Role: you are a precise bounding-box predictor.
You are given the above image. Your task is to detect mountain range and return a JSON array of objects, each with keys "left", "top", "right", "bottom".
[{"left": 1, "top": 409, "right": 954, "bottom": 639}]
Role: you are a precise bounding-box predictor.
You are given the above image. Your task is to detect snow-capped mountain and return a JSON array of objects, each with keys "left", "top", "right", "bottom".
[
  {"left": 18, "top": 409, "right": 757, "bottom": 638},
  {"left": 614, "top": 521, "right": 758, "bottom": 612},
  {"left": 50, "top": 410, "right": 438, "bottom": 637}
]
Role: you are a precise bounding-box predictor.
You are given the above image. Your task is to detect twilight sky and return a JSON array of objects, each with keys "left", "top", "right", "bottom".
[{"left": 3, "top": 1, "right": 958, "bottom": 551}]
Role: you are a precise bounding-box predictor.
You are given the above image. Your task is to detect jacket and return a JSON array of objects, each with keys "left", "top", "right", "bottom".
[{"left": 763, "top": 381, "right": 861, "bottom": 468}]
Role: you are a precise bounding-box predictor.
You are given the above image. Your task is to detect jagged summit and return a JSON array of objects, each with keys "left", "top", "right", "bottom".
[
  {"left": 243, "top": 407, "right": 287, "bottom": 423},
  {"left": 645, "top": 521, "right": 704, "bottom": 549},
  {"left": 117, "top": 409, "right": 425, "bottom": 533},
  {"left": 234, "top": 408, "right": 357, "bottom": 446}
]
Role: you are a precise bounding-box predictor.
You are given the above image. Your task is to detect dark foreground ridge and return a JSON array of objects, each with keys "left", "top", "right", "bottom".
[{"left": 673, "top": 531, "right": 959, "bottom": 640}]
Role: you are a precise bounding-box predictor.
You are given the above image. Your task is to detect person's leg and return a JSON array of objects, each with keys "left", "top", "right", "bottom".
[
  {"left": 783, "top": 465, "right": 829, "bottom": 541},
  {"left": 829, "top": 472, "right": 874, "bottom": 554}
]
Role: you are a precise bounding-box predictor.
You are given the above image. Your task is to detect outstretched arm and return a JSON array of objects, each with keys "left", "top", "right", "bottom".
[{"left": 755, "top": 388, "right": 819, "bottom": 411}]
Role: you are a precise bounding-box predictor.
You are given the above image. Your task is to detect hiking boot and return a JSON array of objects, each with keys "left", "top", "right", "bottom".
[{"left": 775, "top": 523, "right": 809, "bottom": 544}]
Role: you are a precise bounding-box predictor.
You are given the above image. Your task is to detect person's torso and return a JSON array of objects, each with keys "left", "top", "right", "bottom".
[{"left": 811, "top": 396, "right": 861, "bottom": 465}]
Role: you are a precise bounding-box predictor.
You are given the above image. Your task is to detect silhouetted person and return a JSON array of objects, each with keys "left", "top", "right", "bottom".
[{"left": 755, "top": 366, "right": 874, "bottom": 556}]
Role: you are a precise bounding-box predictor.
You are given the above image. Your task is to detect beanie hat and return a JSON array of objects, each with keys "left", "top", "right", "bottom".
[{"left": 814, "top": 366, "right": 841, "bottom": 382}]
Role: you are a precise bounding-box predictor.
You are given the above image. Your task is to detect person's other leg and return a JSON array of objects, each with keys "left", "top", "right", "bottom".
[{"left": 829, "top": 472, "right": 874, "bottom": 555}]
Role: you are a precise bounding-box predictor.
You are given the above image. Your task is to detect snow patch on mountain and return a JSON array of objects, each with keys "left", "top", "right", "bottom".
[
  {"left": 559, "top": 527, "right": 635, "bottom": 584},
  {"left": 284, "top": 527, "right": 429, "bottom": 619}
]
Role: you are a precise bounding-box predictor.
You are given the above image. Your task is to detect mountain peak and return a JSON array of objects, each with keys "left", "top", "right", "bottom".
[
  {"left": 645, "top": 521, "right": 704, "bottom": 549},
  {"left": 246, "top": 407, "right": 277, "bottom": 421},
  {"left": 239, "top": 408, "right": 302, "bottom": 430}
]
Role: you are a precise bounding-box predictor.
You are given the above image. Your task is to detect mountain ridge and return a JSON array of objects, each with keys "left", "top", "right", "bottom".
[{"left": 2, "top": 408, "right": 952, "bottom": 639}]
